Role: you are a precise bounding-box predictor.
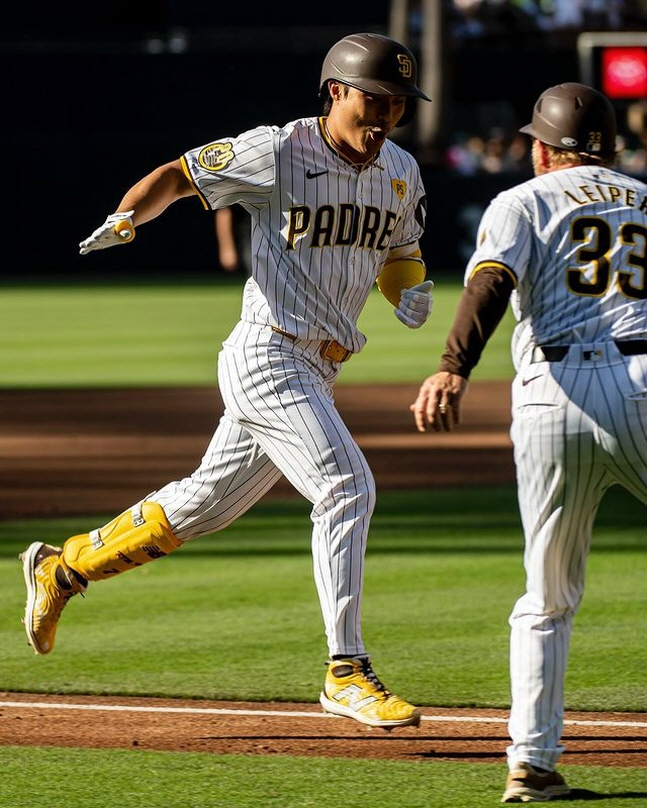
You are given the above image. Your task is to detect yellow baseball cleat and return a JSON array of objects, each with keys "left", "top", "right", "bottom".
[
  {"left": 20, "top": 542, "right": 86, "bottom": 655},
  {"left": 319, "top": 656, "right": 421, "bottom": 729}
]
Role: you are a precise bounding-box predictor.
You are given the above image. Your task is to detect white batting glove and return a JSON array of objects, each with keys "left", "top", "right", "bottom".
[
  {"left": 79, "top": 211, "right": 136, "bottom": 255},
  {"left": 395, "top": 280, "right": 434, "bottom": 328}
]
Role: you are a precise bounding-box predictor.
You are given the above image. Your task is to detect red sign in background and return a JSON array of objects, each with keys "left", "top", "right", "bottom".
[{"left": 602, "top": 47, "right": 647, "bottom": 98}]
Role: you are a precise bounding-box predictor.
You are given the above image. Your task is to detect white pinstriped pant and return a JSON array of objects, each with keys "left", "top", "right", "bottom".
[
  {"left": 507, "top": 343, "right": 647, "bottom": 770},
  {"left": 150, "top": 320, "right": 375, "bottom": 658}
]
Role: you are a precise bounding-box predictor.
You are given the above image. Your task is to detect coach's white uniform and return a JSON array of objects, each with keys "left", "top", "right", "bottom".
[
  {"left": 149, "top": 117, "right": 426, "bottom": 658},
  {"left": 467, "top": 164, "right": 647, "bottom": 770}
]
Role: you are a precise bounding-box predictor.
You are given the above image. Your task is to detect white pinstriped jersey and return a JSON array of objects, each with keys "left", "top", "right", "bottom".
[
  {"left": 465, "top": 165, "right": 647, "bottom": 371},
  {"left": 182, "top": 116, "right": 427, "bottom": 353}
]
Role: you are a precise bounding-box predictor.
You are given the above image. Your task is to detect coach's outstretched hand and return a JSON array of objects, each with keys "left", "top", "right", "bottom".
[
  {"left": 395, "top": 280, "right": 434, "bottom": 328},
  {"left": 79, "top": 211, "right": 136, "bottom": 255},
  {"left": 410, "top": 370, "right": 468, "bottom": 433}
]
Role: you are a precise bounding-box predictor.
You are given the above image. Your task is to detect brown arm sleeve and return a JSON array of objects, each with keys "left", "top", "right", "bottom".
[{"left": 438, "top": 264, "right": 516, "bottom": 379}]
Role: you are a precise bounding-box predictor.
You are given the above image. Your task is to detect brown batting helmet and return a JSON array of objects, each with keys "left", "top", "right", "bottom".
[
  {"left": 319, "top": 32, "right": 431, "bottom": 126},
  {"left": 519, "top": 82, "right": 617, "bottom": 156}
]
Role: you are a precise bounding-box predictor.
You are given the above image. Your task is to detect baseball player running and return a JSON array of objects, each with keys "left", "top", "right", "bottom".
[
  {"left": 20, "top": 33, "right": 434, "bottom": 730},
  {"left": 411, "top": 83, "right": 647, "bottom": 800}
]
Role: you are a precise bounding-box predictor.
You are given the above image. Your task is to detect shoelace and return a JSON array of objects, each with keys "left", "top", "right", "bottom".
[{"left": 360, "top": 660, "right": 391, "bottom": 696}]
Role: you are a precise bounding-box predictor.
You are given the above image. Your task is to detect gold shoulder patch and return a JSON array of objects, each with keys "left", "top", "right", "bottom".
[
  {"left": 391, "top": 179, "right": 407, "bottom": 199},
  {"left": 198, "top": 142, "right": 235, "bottom": 172}
]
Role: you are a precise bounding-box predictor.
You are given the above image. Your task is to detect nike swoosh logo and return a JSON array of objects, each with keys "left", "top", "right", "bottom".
[
  {"left": 306, "top": 169, "right": 329, "bottom": 179},
  {"left": 522, "top": 374, "right": 543, "bottom": 386}
]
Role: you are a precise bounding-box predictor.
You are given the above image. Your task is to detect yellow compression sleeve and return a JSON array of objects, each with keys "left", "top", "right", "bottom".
[{"left": 376, "top": 254, "right": 427, "bottom": 307}]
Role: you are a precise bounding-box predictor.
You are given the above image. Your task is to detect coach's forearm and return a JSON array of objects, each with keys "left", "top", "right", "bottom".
[{"left": 439, "top": 265, "right": 514, "bottom": 378}]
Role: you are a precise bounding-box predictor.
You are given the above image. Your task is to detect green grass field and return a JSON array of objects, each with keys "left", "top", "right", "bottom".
[
  {"left": 2, "top": 488, "right": 646, "bottom": 708},
  {"left": 2, "top": 748, "right": 645, "bottom": 808},
  {"left": 1, "top": 279, "right": 645, "bottom": 807},
  {"left": 0, "top": 274, "right": 514, "bottom": 386}
]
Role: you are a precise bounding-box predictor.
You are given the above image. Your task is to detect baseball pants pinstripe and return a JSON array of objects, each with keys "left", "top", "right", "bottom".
[
  {"left": 507, "top": 343, "right": 647, "bottom": 769},
  {"left": 150, "top": 321, "right": 375, "bottom": 658}
]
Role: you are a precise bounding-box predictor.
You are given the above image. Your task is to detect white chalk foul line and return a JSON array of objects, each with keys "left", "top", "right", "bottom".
[{"left": 1, "top": 700, "right": 646, "bottom": 729}]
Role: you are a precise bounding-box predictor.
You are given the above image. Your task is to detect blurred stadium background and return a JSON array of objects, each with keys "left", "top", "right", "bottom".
[{"left": 6, "top": 0, "right": 647, "bottom": 276}]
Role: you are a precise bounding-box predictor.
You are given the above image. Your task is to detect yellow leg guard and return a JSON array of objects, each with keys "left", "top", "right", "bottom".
[{"left": 61, "top": 501, "right": 182, "bottom": 581}]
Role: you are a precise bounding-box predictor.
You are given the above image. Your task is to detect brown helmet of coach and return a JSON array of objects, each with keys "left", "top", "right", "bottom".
[{"left": 519, "top": 82, "right": 617, "bottom": 160}]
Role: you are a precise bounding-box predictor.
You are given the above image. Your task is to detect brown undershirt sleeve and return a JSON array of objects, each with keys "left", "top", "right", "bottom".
[{"left": 438, "top": 265, "right": 515, "bottom": 379}]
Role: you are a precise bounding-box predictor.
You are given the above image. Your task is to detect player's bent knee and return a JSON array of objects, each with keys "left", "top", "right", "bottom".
[{"left": 62, "top": 500, "right": 182, "bottom": 581}]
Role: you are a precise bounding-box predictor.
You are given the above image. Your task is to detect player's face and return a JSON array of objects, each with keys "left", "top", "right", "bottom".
[{"left": 330, "top": 84, "right": 407, "bottom": 161}]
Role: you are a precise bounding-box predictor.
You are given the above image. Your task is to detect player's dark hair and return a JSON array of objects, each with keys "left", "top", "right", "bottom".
[{"left": 320, "top": 82, "right": 349, "bottom": 117}]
